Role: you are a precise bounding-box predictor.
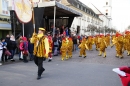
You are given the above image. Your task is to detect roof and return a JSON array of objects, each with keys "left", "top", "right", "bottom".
[
  {"left": 67, "top": 0, "right": 99, "bottom": 18},
  {"left": 36, "top": 1, "right": 82, "bottom": 17}
]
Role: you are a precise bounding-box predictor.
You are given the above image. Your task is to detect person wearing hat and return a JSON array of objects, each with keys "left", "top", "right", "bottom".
[{"left": 30, "top": 27, "right": 49, "bottom": 80}]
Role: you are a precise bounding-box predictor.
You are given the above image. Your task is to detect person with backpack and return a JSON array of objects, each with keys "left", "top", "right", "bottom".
[{"left": 19, "top": 37, "right": 28, "bottom": 63}]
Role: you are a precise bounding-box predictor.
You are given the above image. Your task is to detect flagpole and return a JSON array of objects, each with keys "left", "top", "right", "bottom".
[{"left": 31, "top": 0, "right": 35, "bottom": 33}]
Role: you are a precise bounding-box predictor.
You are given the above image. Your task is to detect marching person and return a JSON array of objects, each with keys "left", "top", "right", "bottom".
[
  {"left": 98, "top": 34, "right": 107, "bottom": 58},
  {"left": 78, "top": 36, "right": 88, "bottom": 58},
  {"left": 30, "top": 28, "right": 49, "bottom": 80}
]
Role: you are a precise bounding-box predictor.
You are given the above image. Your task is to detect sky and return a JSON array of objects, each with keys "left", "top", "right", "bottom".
[{"left": 79, "top": 0, "right": 130, "bottom": 32}]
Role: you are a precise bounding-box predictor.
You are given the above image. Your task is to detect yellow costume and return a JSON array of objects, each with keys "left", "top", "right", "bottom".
[
  {"left": 60, "top": 37, "right": 68, "bottom": 61},
  {"left": 98, "top": 35, "right": 107, "bottom": 58},
  {"left": 87, "top": 36, "right": 94, "bottom": 51},
  {"left": 67, "top": 37, "right": 73, "bottom": 58},
  {"left": 106, "top": 34, "right": 110, "bottom": 47},
  {"left": 112, "top": 33, "right": 124, "bottom": 58},
  {"left": 78, "top": 38, "right": 88, "bottom": 58},
  {"left": 94, "top": 35, "right": 100, "bottom": 50},
  {"left": 30, "top": 28, "right": 49, "bottom": 58}
]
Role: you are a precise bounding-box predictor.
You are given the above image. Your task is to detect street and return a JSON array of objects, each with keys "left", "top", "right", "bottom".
[{"left": 0, "top": 46, "right": 130, "bottom": 86}]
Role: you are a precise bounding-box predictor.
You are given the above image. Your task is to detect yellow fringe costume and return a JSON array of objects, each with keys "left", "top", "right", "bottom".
[
  {"left": 30, "top": 33, "right": 49, "bottom": 58},
  {"left": 78, "top": 38, "right": 88, "bottom": 58},
  {"left": 112, "top": 33, "right": 124, "bottom": 59},
  {"left": 98, "top": 35, "right": 107, "bottom": 58},
  {"left": 67, "top": 37, "right": 73, "bottom": 58},
  {"left": 87, "top": 36, "right": 94, "bottom": 51},
  {"left": 60, "top": 37, "right": 68, "bottom": 61},
  {"left": 94, "top": 35, "right": 100, "bottom": 51}
]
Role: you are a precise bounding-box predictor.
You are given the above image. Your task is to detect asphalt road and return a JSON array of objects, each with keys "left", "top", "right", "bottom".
[{"left": 0, "top": 45, "right": 129, "bottom": 86}]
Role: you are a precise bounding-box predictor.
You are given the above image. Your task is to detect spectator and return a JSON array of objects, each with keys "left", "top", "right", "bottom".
[
  {"left": 73, "top": 36, "right": 78, "bottom": 51},
  {"left": 17, "top": 36, "right": 23, "bottom": 60},
  {"left": 5, "top": 34, "right": 10, "bottom": 62},
  {"left": 53, "top": 34, "right": 59, "bottom": 56},
  {"left": 28, "top": 38, "right": 34, "bottom": 61},
  {"left": 8, "top": 35, "right": 17, "bottom": 61},
  {"left": 20, "top": 37, "right": 28, "bottom": 63},
  {"left": 58, "top": 34, "right": 62, "bottom": 54},
  {"left": 0, "top": 39, "right": 3, "bottom": 65},
  {"left": 1, "top": 38, "right": 7, "bottom": 62}
]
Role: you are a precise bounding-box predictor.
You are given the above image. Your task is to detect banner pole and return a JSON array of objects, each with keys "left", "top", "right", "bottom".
[
  {"left": 31, "top": 0, "right": 35, "bottom": 33},
  {"left": 22, "top": 23, "right": 24, "bottom": 37}
]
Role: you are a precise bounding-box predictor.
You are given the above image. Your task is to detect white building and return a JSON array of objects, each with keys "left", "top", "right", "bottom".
[{"left": 61, "top": 0, "right": 103, "bottom": 36}]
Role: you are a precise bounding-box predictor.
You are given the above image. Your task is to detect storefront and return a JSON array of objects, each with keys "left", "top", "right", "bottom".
[{"left": 0, "top": 14, "right": 11, "bottom": 38}]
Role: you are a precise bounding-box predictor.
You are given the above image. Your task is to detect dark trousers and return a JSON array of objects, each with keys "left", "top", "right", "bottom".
[
  {"left": 34, "top": 56, "right": 45, "bottom": 76},
  {"left": 2, "top": 49, "right": 8, "bottom": 62},
  {"left": 9, "top": 50, "right": 15, "bottom": 59}
]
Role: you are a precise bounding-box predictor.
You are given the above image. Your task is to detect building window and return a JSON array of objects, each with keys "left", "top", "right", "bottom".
[
  {"left": 2, "top": 0, "right": 8, "bottom": 15},
  {"left": 81, "top": 6, "right": 83, "bottom": 10},
  {"left": 106, "top": 2, "right": 108, "bottom": 5},
  {"left": 77, "top": 4, "right": 79, "bottom": 8},
  {"left": 84, "top": 9, "right": 86, "bottom": 12}
]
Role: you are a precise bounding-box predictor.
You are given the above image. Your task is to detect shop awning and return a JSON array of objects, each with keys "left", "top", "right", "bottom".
[
  {"left": 0, "top": 23, "right": 11, "bottom": 30},
  {"left": 37, "top": 1, "right": 82, "bottom": 17}
]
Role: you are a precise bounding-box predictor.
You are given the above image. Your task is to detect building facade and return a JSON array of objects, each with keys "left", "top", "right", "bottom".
[
  {"left": 0, "top": 0, "right": 11, "bottom": 38},
  {"left": 61, "top": 0, "right": 103, "bottom": 36}
]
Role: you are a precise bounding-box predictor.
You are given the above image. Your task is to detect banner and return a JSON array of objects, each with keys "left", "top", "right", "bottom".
[{"left": 13, "top": 0, "right": 32, "bottom": 23}]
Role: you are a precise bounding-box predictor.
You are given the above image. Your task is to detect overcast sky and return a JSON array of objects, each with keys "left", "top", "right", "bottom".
[{"left": 79, "top": 0, "right": 130, "bottom": 32}]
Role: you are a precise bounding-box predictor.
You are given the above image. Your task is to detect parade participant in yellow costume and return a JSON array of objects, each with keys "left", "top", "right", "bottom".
[
  {"left": 112, "top": 32, "right": 124, "bottom": 59},
  {"left": 78, "top": 37, "right": 88, "bottom": 58},
  {"left": 94, "top": 35, "right": 100, "bottom": 51},
  {"left": 98, "top": 34, "right": 107, "bottom": 58},
  {"left": 111, "top": 34, "right": 116, "bottom": 48},
  {"left": 60, "top": 33, "right": 68, "bottom": 61},
  {"left": 87, "top": 36, "right": 94, "bottom": 51},
  {"left": 106, "top": 34, "right": 110, "bottom": 47},
  {"left": 30, "top": 28, "right": 49, "bottom": 80},
  {"left": 123, "top": 31, "right": 130, "bottom": 56},
  {"left": 67, "top": 37, "right": 73, "bottom": 58}
]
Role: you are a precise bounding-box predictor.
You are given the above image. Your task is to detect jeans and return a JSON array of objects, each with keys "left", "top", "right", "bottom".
[
  {"left": 9, "top": 50, "right": 15, "bottom": 59},
  {"left": 29, "top": 53, "right": 34, "bottom": 59},
  {"left": 54, "top": 47, "right": 58, "bottom": 55},
  {"left": 73, "top": 44, "right": 78, "bottom": 51}
]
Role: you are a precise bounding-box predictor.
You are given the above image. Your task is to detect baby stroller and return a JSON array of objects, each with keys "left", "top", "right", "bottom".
[{"left": 113, "top": 66, "right": 130, "bottom": 86}]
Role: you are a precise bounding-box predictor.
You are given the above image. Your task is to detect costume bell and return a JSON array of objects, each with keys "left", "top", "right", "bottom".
[{"left": 30, "top": 28, "right": 49, "bottom": 80}]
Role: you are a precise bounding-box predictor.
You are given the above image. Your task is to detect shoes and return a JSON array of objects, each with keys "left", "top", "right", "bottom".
[
  {"left": 19, "top": 58, "right": 23, "bottom": 60},
  {"left": 10, "top": 59, "right": 15, "bottom": 61},
  {"left": 84, "top": 56, "right": 86, "bottom": 58},
  {"left": 48, "top": 59, "right": 52, "bottom": 62},
  {"left": 23, "top": 60, "right": 28, "bottom": 63},
  {"left": 37, "top": 76, "right": 41, "bottom": 80}
]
